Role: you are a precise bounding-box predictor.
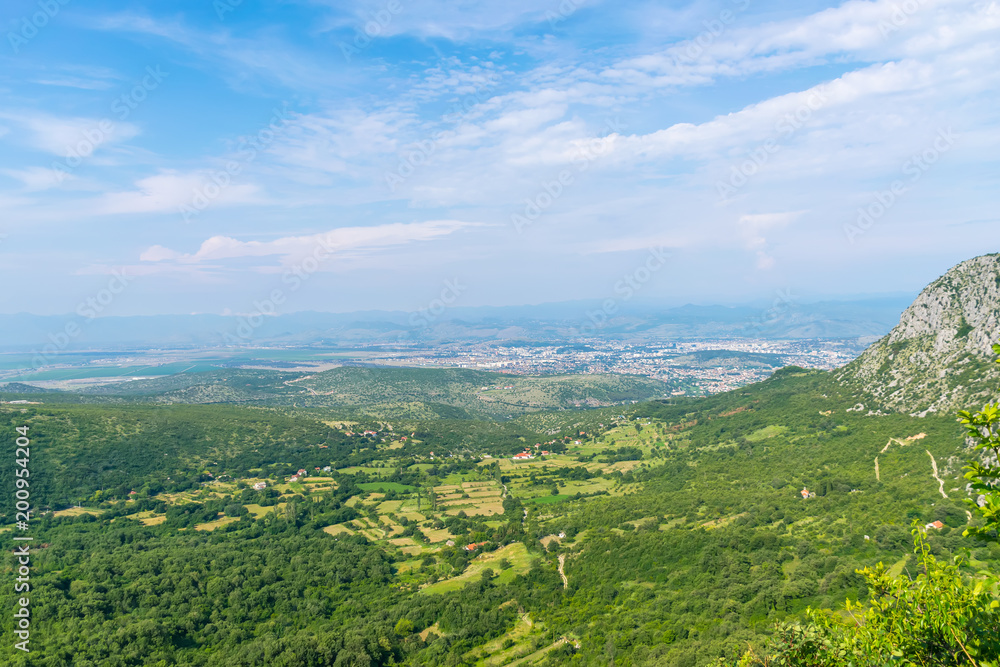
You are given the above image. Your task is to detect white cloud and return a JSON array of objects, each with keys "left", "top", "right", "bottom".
[
  {"left": 738, "top": 211, "right": 804, "bottom": 269},
  {"left": 96, "top": 171, "right": 261, "bottom": 216},
  {"left": 0, "top": 167, "right": 71, "bottom": 191},
  {"left": 141, "top": 220, "right": 480, "bottom": 267},
  {"left": 0, "top": 111, "right": 140, "bottom": 157}
]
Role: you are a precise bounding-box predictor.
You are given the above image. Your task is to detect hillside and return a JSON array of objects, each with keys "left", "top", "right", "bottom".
[
  {"left": 72, "top": 366, "right": 674, "bottom": 419},
  {"left": 668, "top": 349, "right": 785, "bottom": 369},
  {"left": 4, "top": 361, "right": 995, "bottom": 666},
  {"left": 836, "top": 253, "right": 1000, "bottom": 415}
]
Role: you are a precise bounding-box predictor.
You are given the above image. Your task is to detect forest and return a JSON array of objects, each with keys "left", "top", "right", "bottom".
[{"left": 1, "top": 363, "right": 998, "bottom": 665}]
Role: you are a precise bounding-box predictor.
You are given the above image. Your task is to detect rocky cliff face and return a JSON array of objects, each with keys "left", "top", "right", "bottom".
[{"left": 836, "top": 254, "right": 1000, "bottom": 416}]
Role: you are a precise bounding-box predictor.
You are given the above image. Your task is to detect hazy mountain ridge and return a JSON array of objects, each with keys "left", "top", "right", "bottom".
[
  {"left": 836, "top": 254, "right": 1000, "bottom": 415},
  {"left": 0, "top": 298, "right": 911, "bottom": 350}
]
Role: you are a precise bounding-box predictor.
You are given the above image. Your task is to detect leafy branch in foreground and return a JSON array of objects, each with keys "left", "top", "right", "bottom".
[
  {"left": 956, "top": 343, "right": 1000, "bottom": 544},
  {"left": 727, "top": 527, "right": 999, "bottom": 666}
]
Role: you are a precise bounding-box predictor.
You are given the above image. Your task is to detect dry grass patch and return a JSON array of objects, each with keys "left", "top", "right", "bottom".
[
  {"left": 195, "top": 516, "right": 240, "bottom": 531},
  {"left": 419, "top": 623, "right": 441, "bottom": 641},
  {"left": 53, "top": 507, "right": 101, "bottom": 518},
  {"left": 423, "top": 528, "right": 455, "bottom": 543},
  {"left": 244, "top": 503, "right": 286, "bottom": 518},
  {"left": 323, "top": 524, "right": 354, "bottom": 536},
  {"left": 444, "top": 502, "right": 504, "bottom": 517}
]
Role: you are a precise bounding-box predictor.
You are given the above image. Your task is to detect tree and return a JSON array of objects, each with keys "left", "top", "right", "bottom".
[
  {"left": 957, "top": 345, "right": 1000, "bottom": 543},
  {"left": 727, "top": 344, "right": 1000, "bottom": 666}
]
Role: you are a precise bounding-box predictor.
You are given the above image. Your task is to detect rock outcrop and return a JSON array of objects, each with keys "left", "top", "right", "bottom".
[{"left": 836, "top": 254, "right": 1000, "bottom": 415}]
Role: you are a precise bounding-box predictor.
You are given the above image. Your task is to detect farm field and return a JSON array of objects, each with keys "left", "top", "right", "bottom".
[{"left": 421, "top": 543, "right": 534, "bottom": 595}]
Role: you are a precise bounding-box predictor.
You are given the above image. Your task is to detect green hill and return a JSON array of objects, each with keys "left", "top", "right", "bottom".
[{"left": 74, "top": 366, "right": 674, "bottom": 419}]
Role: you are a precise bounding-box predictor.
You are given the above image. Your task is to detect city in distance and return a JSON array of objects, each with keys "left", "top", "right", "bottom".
[{"left": 1, "top": 0, "right": 999, "bottom": 666}]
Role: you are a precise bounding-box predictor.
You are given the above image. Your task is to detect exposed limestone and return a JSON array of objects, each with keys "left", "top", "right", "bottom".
[{"left": 836, "top": 254, "right": 1000, "bottom": 415}]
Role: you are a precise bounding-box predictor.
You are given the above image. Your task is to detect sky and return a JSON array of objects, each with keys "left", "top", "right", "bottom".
[{"left": 1, "top": 0, "right": 998, "bottom": 317}]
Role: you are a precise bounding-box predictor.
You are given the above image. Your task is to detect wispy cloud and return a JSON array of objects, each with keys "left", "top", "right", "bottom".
[{"left": 140, "top": 219, "right": 480, "bottom": 267}]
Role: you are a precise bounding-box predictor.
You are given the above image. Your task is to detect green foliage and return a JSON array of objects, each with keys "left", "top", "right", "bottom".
[
  {"left": 6, "top": 347, "right": 1000, "bottom": 665},
  {"left": 732, "top": 530, "right": 1000, "bottom": 666},
  {"left": 956, "top": 342, "right": 1000, "bottom": 544},
  {"left": 727, "top": 342, "right": 1000, "bottom": 667}
]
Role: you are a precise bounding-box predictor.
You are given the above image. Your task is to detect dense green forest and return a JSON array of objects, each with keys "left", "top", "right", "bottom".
[{"left": 1, "top": 364, "right": 998, "bottom": 665}]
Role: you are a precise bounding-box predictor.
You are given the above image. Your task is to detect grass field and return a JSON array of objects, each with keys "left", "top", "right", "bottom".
[
  {"left": 53, "top": 507, "right": 102, "bottom": 518},
  {"left": 524, "top": 495, "right": 570, "bottom": 505},
  {"left": 358, "top": 481, "right": 417, "bottom": 493},
  {"left": 194, "top": 515, "right": 241, "bottom": 531},
  {"left": 420, "top": 543, "right": 532, "bottom": 596},
  {"left": 243, "top": 503, "right": 286, "bottom": 518}
]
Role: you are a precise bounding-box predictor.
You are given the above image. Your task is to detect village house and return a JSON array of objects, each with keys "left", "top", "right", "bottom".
[
  {"left": 253, "top": 482, "right": 267, "bottom": 491},
  {"left": 464, "top": 542, "right": 488, "bottom": 552},
  {"left": 925, "top": 520, "right": 945, "bottom": 530},
  {"left": 512, "top": 451, "right": 534, "bottom": 460}
]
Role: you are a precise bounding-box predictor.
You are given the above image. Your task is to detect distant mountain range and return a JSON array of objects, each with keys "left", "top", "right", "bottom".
[{"left": 0, "top": 297, "right": 912, "bottom": 351}]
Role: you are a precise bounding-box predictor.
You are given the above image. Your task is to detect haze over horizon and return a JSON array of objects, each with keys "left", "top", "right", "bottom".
[{"left": 2, "top": 0, "right": 998, "bottom": 318}]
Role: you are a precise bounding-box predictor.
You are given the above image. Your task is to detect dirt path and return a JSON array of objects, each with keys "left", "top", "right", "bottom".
[
  {"left": 558, "top": 554, "right": 568, "bottom": 589},
  {"left": 927, "top": 450, "right": 948, "bottom": 499},
  {"left": 875, "top": 436, "right": 920, "bottom": 481}
]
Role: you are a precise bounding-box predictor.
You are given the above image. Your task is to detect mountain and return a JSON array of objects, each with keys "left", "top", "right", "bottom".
[
  {"left": 0, "top": 297, "right": 911, "bottom": 351},
  {"left": 836, "top": 253, "right": 1000, "bottom": 415}
]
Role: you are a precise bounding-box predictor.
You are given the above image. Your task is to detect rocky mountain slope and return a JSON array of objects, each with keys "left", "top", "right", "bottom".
[{"left": 836, "top": 253, "right": 1000, "bottom": 415}]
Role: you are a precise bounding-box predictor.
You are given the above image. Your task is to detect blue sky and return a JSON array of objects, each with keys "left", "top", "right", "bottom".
[{"left": 1, "top": 0, "right": 998, "bottom": 317}]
